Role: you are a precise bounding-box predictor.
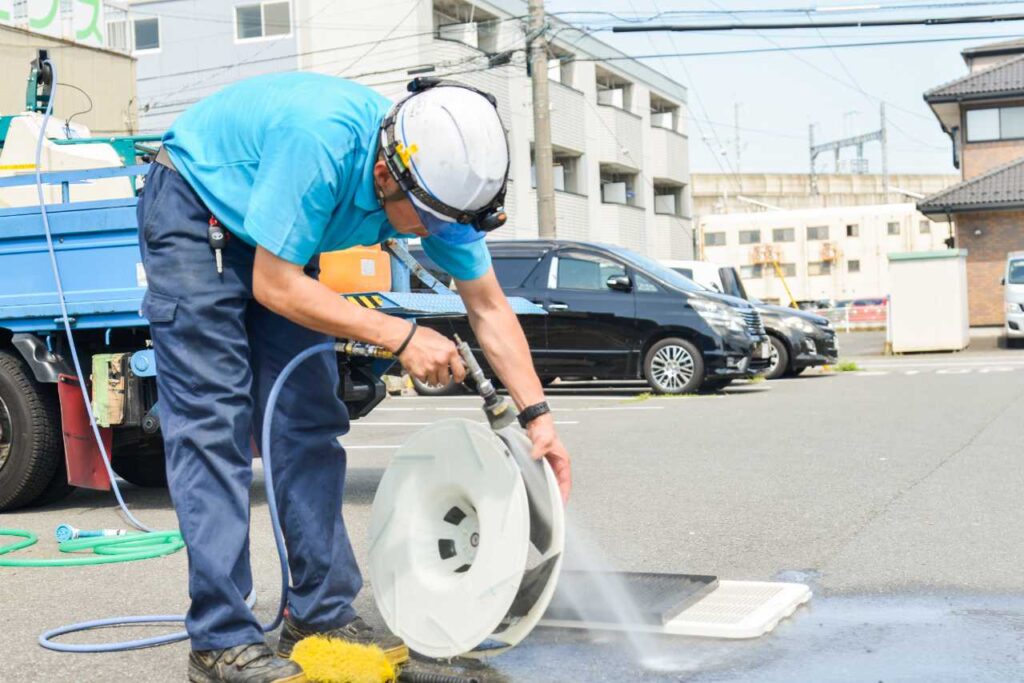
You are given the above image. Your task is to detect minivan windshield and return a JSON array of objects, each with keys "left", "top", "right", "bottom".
[
  {"left": 602, "top": 245, "right": 707, "bottom": 293},
  {"left": 1009, "top": 259, "right": 1024, "bottom": 285}
]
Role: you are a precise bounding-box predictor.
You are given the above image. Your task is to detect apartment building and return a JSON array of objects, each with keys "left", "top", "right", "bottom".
[
  {"left": 699, "top": 203, "right": 951, "bottom": 304},
  {"left": 919, "top": 38, "right": 1024, "bottom": 325},
  {"left": 124, "top": 0, "right": 693, "bottom": 257}
]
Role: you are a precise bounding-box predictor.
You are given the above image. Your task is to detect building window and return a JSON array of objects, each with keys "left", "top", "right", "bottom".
[
  {"left": 650, "top": 93, "right": 679, "bottom": 131},
  {"left": 777, "top": 262, "right": 796, "bottom": 277},
  {"left": 704, "top": 232, "right": 726, "bottom": 247},
  {"left": 740, "top": 264, "right": 764, "bottom": 279},
  {"left": 599, "top": 166, "right": 639, "bottom": 207},
  {"left": 739, "top": 229, "right": 761, "bottom": 245},
  {"left": 434, "top": 0, "right": 500, "bottom": 51},
  {"left": 846, "top": 224, "right": 859, "bottom": 238},
  {"left": 235, "top": 1, "right": 291, "bottom": 41},
  {"left": 772, "top": 228, "right": 794, "bottom": 243},
  {"left": 547, "top": 46, "right": 575, "bottom": 88},
  {"left": 887, "top": 221, "right": 901, "bottom": 236},
  {"left": 848, "top": 259, "right": 861, "bottom": 273},
  {"left": 807, "top": 225, "right": 829, "bottom": 241},
  {"left": 532, "top": 148, "right": 584, "bottom": 194},
  {"left": 966, "top": 106, "right": 1024, "bottom": 141},
  {"left": 654, "top": 184, "right": 683, "bottom": 216},
  {"left": 808, "top": 261, "right": 832, "bottom": 276},
  {"left": 595, "top": 67, "right": 633, "bottom": 111},
  {"left": 919, "top": 220, "right": 931, "bottom": 234},
  {"left": 133, "top": 17, "right": 160, "bottom": 51}
]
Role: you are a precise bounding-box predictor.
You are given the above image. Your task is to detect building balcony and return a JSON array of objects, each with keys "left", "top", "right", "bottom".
[
  {"left": 649, "top": 125, "right": 688, "bottom": 184},
  {"left": 597, "top": 104, "right": 642, "bottom": 170},
  {"left": 548, "top": 82, "right": 586, "bottom": 152},
  {"left": 508, "top": 187, "right": 589, "bottom": 240}
]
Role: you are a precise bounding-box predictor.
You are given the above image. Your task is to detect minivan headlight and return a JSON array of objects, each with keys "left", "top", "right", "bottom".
[
  {"left": 783, "top": 316, "right": 816, "bottom": 334},
  {"left": 692, "top": 298, "right": 745, "bottom": 332},
  {"left": 1007, "top": 302, "right": 1024, "bottom": 314}
]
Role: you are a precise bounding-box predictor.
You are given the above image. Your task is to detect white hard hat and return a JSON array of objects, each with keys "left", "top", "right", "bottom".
[{"left": 380, "top": 80, "right": 509, "bottom": 238}]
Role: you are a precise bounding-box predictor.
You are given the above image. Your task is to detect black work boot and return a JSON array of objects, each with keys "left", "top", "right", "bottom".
[
  {"left": 188, "top": 642, "right": 306, "bottom": 682},
  {"left": 276, "top": 614, "right": 409, "bottom": 665}
]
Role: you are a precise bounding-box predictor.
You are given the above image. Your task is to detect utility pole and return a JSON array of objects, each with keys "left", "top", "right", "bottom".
[{"left": 528, "top": 0, "right": 556, "bottom": 238}]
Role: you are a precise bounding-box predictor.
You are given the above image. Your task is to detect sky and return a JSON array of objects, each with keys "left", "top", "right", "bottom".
[{"left": 543, "top": 0, "right": 1022, "bottom": 175}]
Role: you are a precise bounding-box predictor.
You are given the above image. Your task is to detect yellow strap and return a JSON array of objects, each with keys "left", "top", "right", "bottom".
[{"left": 0, "top": 163, "right": 38, "bottom": 171}]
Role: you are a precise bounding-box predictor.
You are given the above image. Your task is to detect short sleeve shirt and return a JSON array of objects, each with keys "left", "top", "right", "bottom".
[{"left": 162, "top": 73, "right": 490, "bottom": 280}]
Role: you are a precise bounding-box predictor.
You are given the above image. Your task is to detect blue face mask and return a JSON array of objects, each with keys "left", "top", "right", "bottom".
[{"left": 414, "top": 205, "right": 485, "bottom": 246}]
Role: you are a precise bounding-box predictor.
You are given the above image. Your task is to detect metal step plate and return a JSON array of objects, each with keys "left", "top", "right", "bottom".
[
  {"left": 543, "top": 571, "right": 718, "bottom": 626},
  {"left": 541, "top": 578, "right": 811, "bottom": 639}
]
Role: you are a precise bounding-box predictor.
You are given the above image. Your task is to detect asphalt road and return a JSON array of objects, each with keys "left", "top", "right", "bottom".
[{"left": 2, "top": 341, "right": 1024, "bottom": 682}]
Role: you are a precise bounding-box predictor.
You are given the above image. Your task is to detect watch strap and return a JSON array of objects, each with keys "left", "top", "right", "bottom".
[{"left": 517, "top": 401, "right": 551, "bottom": 428}]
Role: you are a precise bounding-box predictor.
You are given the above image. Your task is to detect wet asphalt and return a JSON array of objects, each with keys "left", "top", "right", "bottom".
[{"left": 2, "top": 333, "right": 1023, "bottom": 682}]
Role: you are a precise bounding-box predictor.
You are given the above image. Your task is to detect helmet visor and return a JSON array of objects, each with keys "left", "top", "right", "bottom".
[{"left": 413, "top": 204, "right": 484, "bottom": 246}]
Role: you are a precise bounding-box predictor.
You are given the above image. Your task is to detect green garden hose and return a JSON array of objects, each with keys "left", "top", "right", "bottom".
[{"left": 0, "top": 528, "right": 183, "bottom": 567}]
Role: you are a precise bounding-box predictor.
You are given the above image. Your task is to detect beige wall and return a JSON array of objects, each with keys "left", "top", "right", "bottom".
[
  {"left": 955, "top": 210, "right": 1024, "bottom": 325},
  {"left": 1, "top": 25, "right": 137, "bottom": 135}
]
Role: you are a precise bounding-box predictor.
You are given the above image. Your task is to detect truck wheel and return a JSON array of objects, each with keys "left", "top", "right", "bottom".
[
  {"left": 0, "top": 350, "right": 64, "bottom": 512},
  {"left": 764, "top": 336, "right": 790, "bottom": 380},
  {"left": 111, "top": 432, "right": 167, "bottom": 488},
  {"left": 643, "top": 338, "right": 704, "bottom": 395}
]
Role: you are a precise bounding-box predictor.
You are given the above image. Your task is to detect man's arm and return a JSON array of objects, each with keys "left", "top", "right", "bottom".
[
  {"left": 252, "top": 246, "right": 466, "bottom": 386},
  {"left": 456, "top": 269, "right": 572, "bottom": 502}
]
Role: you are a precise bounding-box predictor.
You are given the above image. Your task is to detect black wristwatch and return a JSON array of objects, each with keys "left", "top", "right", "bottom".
[{"left": 517, "top": 401, "right": 551, "bottom": 429}]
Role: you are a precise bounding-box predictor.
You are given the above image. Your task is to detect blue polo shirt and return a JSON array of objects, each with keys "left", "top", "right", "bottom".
[{"left": 161, "top": 73, "right": 491, "bottom": 280}]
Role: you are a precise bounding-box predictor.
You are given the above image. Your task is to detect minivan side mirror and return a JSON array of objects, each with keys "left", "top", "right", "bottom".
[
  {"left": 1002, "top": 277, "right": 1006, "bottom": 285},
  {"left": 606, "top": 275, "right": 632, "bottom": 292}
]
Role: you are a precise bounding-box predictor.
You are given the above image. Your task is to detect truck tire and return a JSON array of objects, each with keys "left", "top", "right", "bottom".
[
  {"left": 29, "top": 459, "right": 76, "bottom": 507},
  {"left": 111, "top": 432, "right": 168, "bottom": 488},
  {"left": 0, "top": 350, "right": 64, "bottom": 512},
  {"left": 764, "top": 335, "right": 790, "bottom": 380},
  {"left": 643, "top": 338, "right": 704, "bottom": 395}
]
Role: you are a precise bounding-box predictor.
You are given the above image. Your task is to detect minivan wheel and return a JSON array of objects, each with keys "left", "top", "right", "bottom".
[
  {"left": 764, "top": 336, "right": 790, "bottom": 380},
  {"left": 411, "top": 375, "right": 463, "bottom": 396},
  {"left": 643, "top": 338, "right": 704, "bottom": 394}
]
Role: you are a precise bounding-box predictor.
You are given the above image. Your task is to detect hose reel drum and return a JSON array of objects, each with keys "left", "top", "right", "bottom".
[{"left": 368, "top": 418, "right": 565, "bottom": 659}]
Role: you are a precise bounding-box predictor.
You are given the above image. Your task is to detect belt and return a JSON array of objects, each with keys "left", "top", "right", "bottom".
[{"left": 154, "top": 146, "right": 176, "bottom": 172}]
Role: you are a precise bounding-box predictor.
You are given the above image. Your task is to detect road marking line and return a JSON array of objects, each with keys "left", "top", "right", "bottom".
[
  {"left": 904, "top": 370, "right": 921, "bottom": 375},
  {"left": 854, "top": 371, "right": 889, "bottom": 376},
  {"left": 979, "top": 367, "right": 1014, "bottom": 373},
  {"left": 936, "top": 368, "right": 972, "bottom": 374}
]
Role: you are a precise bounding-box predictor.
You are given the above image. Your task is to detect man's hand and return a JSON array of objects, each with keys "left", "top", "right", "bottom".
[
  {"left": 527, "top": 414, "right": 571, "bottom": 504},
  {"left": 397, "top": 324, "right": 466, "bottom": 387}
]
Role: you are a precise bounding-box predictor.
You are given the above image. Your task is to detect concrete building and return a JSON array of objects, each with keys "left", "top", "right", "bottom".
[
  {"left": 919, "top": 39, "right": 1024, "bottom": 325},
  {"left": 0, "top": 15, "right": 137, "bottom": 135},
  {"left": 127, "top": 0, "right": 693, "bottom": 257},
  {"left": 692, "top": 172, "right": 958, "bottom": 218},
  {"left": 699, "top": 203, "right": 951, "bottom": 304}
]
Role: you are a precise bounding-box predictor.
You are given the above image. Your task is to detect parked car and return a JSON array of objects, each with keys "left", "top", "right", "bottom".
[
  {"left": 1004, "top": 251, "right": 1024, "bottom": 348},
  {"left": 662, "top": 260, "right": 839, "bottom": 379},
  {"left": 407, "top": 241, "right": 772, "bottom": 394}
]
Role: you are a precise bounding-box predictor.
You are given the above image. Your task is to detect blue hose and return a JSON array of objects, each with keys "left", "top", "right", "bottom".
[
  {"left": 32, "top": 59, "right": 335, "bottom": 652},
  {"left": 38, "top": 341, "right": 337, "bottom": 651}
]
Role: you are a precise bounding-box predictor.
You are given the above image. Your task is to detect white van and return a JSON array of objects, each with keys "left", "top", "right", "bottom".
[{"left": 1005, "top": 251, "right": 1024, "bottom": 347}]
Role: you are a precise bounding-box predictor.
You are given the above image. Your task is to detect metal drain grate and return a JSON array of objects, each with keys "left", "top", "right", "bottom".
[
  {"left": 540, "top": 578, "right": 811, "bottom": 639},
  {"left": 543, "top": 571, "right": 718, "bottom": 625}
]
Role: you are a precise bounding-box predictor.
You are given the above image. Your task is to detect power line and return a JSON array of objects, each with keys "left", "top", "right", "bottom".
[{"left": 612, "top": 11, "right": 1024, "bottom": 33}]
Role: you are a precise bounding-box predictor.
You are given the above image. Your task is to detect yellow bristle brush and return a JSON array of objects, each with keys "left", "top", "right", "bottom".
[{"left": 290, "top": 636, "right": 397, "bottom": 683}]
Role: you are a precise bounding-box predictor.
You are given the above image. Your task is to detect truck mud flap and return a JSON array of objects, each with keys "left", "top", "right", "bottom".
[{"left": 56, "top": 374, "right": 112, "bottom": 490}]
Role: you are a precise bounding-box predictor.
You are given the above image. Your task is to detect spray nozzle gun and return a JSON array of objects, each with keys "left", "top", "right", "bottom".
[{"left": 454, "top": 335, "right": 516, "bottom": 429}]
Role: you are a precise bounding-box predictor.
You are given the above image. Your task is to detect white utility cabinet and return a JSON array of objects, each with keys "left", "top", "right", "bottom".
[{"left": 887, "top": 249, "right": 970, "bottom": 353}]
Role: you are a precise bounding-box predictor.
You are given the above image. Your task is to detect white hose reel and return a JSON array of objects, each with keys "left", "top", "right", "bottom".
[{"left": 368, "top": 418, "right": 565, "bottom": 659}]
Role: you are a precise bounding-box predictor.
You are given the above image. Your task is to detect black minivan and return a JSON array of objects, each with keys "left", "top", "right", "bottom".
[{"left": 408, "top": 240, "right": 771, "bottom": 394}]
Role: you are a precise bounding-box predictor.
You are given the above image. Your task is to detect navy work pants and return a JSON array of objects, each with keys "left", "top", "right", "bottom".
[{"left": 136, "top": 163, "right": 361, "bottom": 651}]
